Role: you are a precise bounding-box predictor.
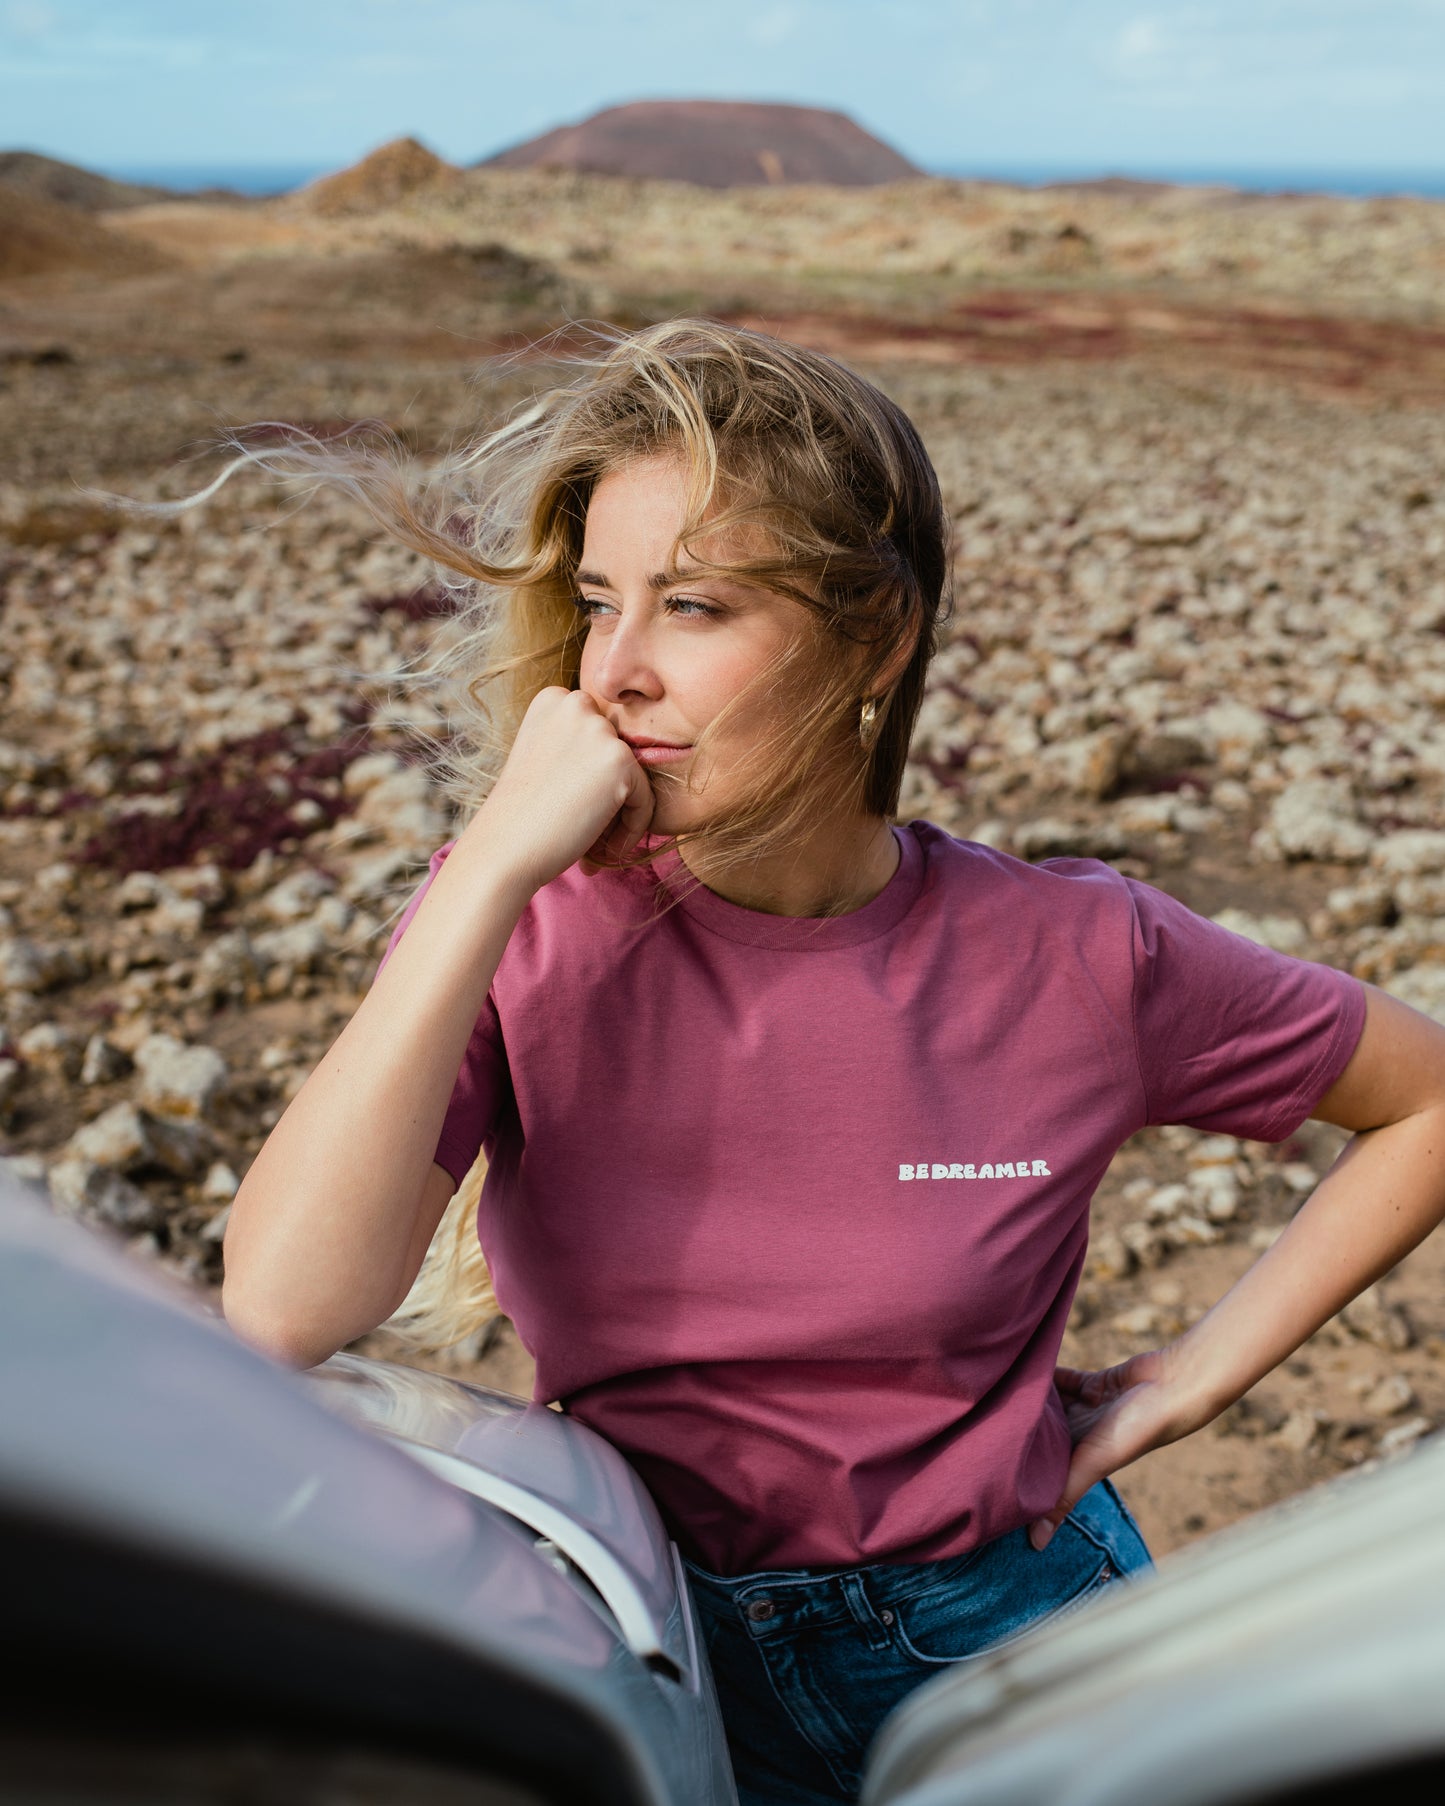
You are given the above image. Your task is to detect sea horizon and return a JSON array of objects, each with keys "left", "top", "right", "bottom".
[{"left": 98, "top": 159, "right": 1445, "bottom": 202}]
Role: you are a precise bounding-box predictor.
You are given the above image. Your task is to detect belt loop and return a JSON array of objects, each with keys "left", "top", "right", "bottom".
[{"left": 841, "top": 1574, "right": 892, "bottom": 1652}]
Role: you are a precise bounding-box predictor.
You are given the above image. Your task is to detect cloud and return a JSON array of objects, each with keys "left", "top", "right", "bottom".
[
  {"left": 746, "top": 5, "right": 803, "bottom": 46},
  {"left": 1115, "top": 15, "right": 1164, "bottom": 65},
  {"left": 1, "top": 0, "right": 59, "bottom": 39}
]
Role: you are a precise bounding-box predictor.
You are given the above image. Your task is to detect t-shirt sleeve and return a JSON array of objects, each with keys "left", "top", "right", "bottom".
[
  {"left": 375, "top": 842, "right": 509, "bottom": 1187},
  {"left": 1127, "top": 877, "right": 1367, "bottom": 1141}
]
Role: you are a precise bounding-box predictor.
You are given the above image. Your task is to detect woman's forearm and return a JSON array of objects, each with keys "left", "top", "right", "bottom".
[
  {"left": 1168, "top": 1102, "right": 1445, "bottom": 1428},
  {"left": 221, "top": 820, "right": 533, "bottom": 1364}
]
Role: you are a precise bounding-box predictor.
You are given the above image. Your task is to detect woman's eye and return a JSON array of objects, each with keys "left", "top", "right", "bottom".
[{"left": 571, "top": 592, "right": 721, "bottom": 620}]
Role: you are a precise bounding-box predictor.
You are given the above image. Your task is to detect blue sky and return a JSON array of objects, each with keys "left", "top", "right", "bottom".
[{"left": 2, "top": 0, "right": 1442, "bottom": 178}]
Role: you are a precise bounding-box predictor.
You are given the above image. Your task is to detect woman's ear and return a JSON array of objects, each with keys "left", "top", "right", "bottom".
[{"left": 865, "top": 616, "right": 923, "bottom": 703}]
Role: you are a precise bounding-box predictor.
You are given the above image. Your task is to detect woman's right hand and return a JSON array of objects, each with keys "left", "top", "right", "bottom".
[{"left": 468, "top": 686, "right": 655, "bottom": 892}]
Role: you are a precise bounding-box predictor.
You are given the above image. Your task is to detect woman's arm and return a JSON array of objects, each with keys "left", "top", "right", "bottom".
[
  {"left": 221, "top": 688, "right": 654, "bottom": 1369},
  {"left": 1031, "top": 982, "right": 1445, "bottom": 1549}
]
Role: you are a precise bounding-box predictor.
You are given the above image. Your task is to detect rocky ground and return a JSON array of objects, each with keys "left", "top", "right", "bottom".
[{"left": 3, "top": 158, "right": 1445, "bottom": 1556}]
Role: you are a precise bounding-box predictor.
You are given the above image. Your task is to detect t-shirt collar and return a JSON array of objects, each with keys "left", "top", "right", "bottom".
[{"left": 653, "top": 824, "right": 925, "bottom": 950}]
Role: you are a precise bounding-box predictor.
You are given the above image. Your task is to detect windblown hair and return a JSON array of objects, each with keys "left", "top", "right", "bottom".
[{"left": 170, "top": 318, "right": 953, "bottom": 1351}]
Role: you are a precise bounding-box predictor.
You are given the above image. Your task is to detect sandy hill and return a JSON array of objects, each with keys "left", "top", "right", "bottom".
[
  {"left": 0, "top": 149, "right": 177, "bottom": 211},
  {"left": 298, "top": 136, "right": 462, "bottom": 216},
  {"left": 0, "top": 187, "right": 172, "bottom": 278},
  {"left": 481, "top": 99, "right": 919, "bottom": 188}
]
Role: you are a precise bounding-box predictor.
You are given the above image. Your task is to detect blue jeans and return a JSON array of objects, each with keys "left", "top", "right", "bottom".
[{"left": 685, "top": 1481, "right": 1152, "bottom": 1806}]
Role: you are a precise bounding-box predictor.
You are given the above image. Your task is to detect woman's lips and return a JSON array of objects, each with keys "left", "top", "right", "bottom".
[{"left": 624, "top": 739, "right": 693, "bottom": 768}]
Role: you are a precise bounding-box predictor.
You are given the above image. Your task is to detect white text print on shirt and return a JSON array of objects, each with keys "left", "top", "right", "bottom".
[{"left": 899, "top": 1160, "right": 1052, "bottom": 1180}]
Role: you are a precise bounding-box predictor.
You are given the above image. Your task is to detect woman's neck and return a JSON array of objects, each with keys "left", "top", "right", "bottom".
[{"left": 678, "top": 814, "right": 900, "bottom": 918}]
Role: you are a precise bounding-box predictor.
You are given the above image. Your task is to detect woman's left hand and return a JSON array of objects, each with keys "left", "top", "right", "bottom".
[{"left": 1028, "top": 1350, "right": 1203, "bottom": 1550}]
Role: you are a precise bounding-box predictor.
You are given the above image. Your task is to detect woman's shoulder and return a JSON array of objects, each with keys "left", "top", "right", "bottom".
[{"left": 906, "top": 818, "right": 1137, "bottom": 908}]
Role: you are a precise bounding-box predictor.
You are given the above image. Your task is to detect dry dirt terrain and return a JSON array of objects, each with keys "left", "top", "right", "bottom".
[{"left": 3, "top": 144, "right": 1445, "bottom": 1557}]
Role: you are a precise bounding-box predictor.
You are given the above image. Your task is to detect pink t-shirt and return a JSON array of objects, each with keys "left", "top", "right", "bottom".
[{"left": 382, "top": 822, "right": 1365, "bottom": 1574}]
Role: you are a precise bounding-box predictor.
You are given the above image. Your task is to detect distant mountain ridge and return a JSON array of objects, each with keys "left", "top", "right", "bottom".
[
  {"left": 0, "top": 187, "right": 172, "bottom": 277},
  {"left": 0, "top": 150, "right": 184, "bottom": 210},
  {"left": 481, "top": 100, "right": 919, "bottom": 188}
]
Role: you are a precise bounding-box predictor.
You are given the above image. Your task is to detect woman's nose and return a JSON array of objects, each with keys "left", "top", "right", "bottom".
[{"left": 590, "top": 611, "right": 664, "bottom": 702}]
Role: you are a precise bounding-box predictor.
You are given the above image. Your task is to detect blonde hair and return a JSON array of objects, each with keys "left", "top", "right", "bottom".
[{"left": 176, "top": 319, "right": 953, "bottom": 1353}]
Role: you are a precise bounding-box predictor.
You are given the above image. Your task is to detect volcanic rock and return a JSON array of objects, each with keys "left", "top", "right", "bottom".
[
  {"left": 481, "top": 100, "right": 919, "bottom": 189},
  {"left": 298, "top": 136, "right": 461, "bottom": 216}
]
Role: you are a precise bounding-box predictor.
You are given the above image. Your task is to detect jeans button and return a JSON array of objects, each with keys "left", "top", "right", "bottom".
[
  {"left": 880, "top": 1608, "right": 895, "bottom": 1626},
  {"left": 745, "top": 1597, "right": 775, "bottom": 1623}
]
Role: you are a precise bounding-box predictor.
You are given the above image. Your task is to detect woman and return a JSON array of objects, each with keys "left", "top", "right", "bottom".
[{"left": 223, "top": 320, "right": 1445, "bottom": 1806}]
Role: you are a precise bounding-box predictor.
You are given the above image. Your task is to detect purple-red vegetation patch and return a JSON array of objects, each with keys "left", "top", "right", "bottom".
[
  {"left": 363, "top": 584, "right": 456, "bottom": 622},
  {"left": 75, "top": 723, "right": 372, "bottom": 874}
]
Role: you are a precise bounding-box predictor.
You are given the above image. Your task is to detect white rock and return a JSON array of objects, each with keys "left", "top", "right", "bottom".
[
  {"left": 1211, "top": 907, "right": 1308, "bottom": 954},
  {"left": 252, "top": 921, "right": 328, "bottom": 973},
  {"left": 201, "top": 1201, "right": 232, "bottom": 1241},
  {"left": 0, "top": 937, "right": 85, "bottom": 994},
  {"left": 1199, "top": 702, "right": 1272, "bottom": 777},
  {"left": 1258, "top": 778, "right": 1371, "bottom": 864},
  {"left": 200, "top": 1160, "right": 240, "bottom": 1202},
  {"left": 341, "top": 846, "right": 416, "bottom": 900},
  {"left": 1377, "top": 1417, "right": 1431, "bottom": 1458},
  {"left": 35, "top": 861, "right": 76, "bottom": 898},
  {"left": 1323, "top": 881, "right": 1393, "bottom": 930},
  {"left": 1087, "top": 1227, "right": 1134, "bottom": 1280},
  {"left": 1187, "top": 1134, "right": 1243, "bottom": 1167},
  {"left": 1121, "top": 1220, "right": 1167, "bottom": 1265},
  {"left": 16, "top": 1021, "right": 83, "bottom": 1078},
  {"left": 1125, "top": 509, "right": 1205, "bottom": 547},
  {"left": 1043, "top": 726, "right": 1131, "bottom": 800},
  {"left": 1112, "top": 1304, "right": 1165, "bottom": 1336},
  {"left": 79, "top": 1033, "right": 131, "bottom": 1086},
  {"left": 165, "top": 863, "right": 226, "bottom": 905},
  {"left": 1371, "top": 829, "right": 1445, "bottom": 877},
  {"left": 192, "top": 931, "right": 263, "bottom": 1001},
  {"left": 68, "top": 1100, "right": 207, "bottom": 1178},
  {"left": 1162, "top": 1213, "right": 1220, "bottom": 1247},
  {"left": 1363, "top": 1373, "right": 1416, "bottom": 1418},
  {"left": 1112, "top": 794, "right": 1180, "bottom": 834},
  {"left": 67, "top": 1101, "right": 151, "bottom": 1170},
  {"left": 355, "top": 767, "right": 447, "bottom": 852},
  {"left": 1011, "top": 818, "right": 1126, "bottom": 860},
  {"left": 1189, "top": 1166, "right": 1242, "bottom": 1221},
  {"left": 116, "top": 871, "right": 163, "bottom": 911},
  {"left": 1144, "top": 1182, "right": 1192, "bottom": 1221},
  {"left": 135, "top": 1033, "right": 228, "bottom": 1120},
  {"left": 1383, "top": 964, "right": 1445, "bottom": 1026},
  {"left": 342, "top": 751, "right": 404, "bottom": 796},
  {"left": 1394, "top": 875, "right": 1445, "bottom": 918},
  {"left": 1276, "top": 1408, "right": 1325, "bottom": 1452},
  {"left": 47, "top": 1157, "right": 157, "bottom": 1231},
  {"left": 149, "top": 893, "right": 206, "bottom": 937},
  {"left": 313, "top": 894, "right": 355, "bottom": 936},
  {"left": 261, "top": 868, "right": 334, "bottom": 922}
]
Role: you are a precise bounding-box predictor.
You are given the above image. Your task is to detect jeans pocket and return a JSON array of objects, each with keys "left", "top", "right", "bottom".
[{"left": 890, "top": 1523, "right": 1117, "bottom": 1667}]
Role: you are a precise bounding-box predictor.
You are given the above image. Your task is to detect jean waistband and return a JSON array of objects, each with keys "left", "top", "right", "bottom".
[
  {"left": 681, "top": 1480, "right": 1150, "bottom": 1640},
  {"left": 683, "top": 1540, "right": 995, "bottom": 1637}
]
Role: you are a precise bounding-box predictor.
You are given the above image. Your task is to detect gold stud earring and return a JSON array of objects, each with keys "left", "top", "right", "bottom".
[{"left": 859, "top": 696, "right": 880, "bottom": 748}]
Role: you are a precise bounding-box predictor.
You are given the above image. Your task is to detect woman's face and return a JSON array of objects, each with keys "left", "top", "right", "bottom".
[{"left": 576, "top": 454, "right": 808, "bottom": 835}]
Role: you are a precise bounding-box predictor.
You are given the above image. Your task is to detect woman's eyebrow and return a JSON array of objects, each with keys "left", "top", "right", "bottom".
[{"left": 573, "top": 566, "right": 708, "bottom": 591}]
